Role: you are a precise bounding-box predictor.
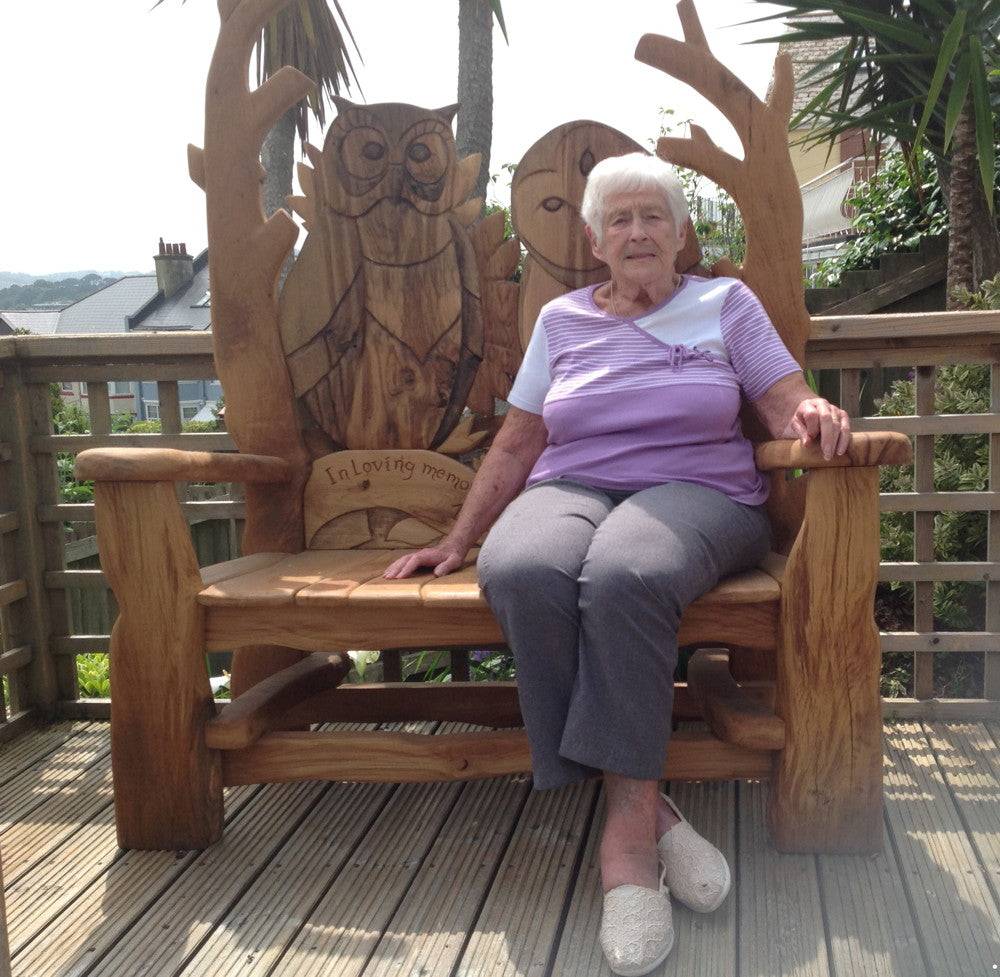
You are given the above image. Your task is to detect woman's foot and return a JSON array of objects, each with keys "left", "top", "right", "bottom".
[
  {"left": 599, "top": 775, "right": 674, "bottom": 976},
  {"left": 655, "top": 790, "right": 731, "bottom": 913},
  {"left": 600, "top": 774, "right": 660, "bottom": 893},
  {"left": 655, "top": 790, "right": 682, "bottom": 839}
]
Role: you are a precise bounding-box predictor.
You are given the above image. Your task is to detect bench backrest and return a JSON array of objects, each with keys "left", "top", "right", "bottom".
[{"left": 194, "top": 0, "right": 808, "bottom": 555}]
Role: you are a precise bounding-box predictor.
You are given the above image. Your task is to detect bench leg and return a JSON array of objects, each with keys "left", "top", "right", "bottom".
[
  {"left": 97, "top": 482, "right": 223, "bottom": 850},
  {"left": 769, "top": 467, "right": 883, "bottom": 854}
]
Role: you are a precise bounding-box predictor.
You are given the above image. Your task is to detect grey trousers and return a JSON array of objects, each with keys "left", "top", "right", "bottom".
[{"left": 477, "top": 478, "right": 772, "bottom": 789}]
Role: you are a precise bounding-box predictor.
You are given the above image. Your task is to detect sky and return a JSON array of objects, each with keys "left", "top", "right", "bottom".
[{"left": 0, "top": 0, "right": 787, "bottom": 275}]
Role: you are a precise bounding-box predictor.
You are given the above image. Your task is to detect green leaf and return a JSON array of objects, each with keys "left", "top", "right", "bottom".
[
  {"left": 970, "top": 38, "right": 996, "bottom": 211},
  {"left": 822, "top": 2, "right": 933, "bottom": 50},
  {"left": 490, "top": 0, "right": 509, "bottom": 44},
  {"left": 944, "top": 50, "right": 972, "bottom": 152},
  {"left": 913, "top": 8, "right": 966, "bottom": 155}
]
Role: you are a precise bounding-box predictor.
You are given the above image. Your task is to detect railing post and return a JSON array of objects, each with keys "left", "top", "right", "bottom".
[
  {"left": 0, "top": 359, "right": 59, "bottom": 716},
  {"left": 987, "top": 362, "right": 1000, "bottom": 700},
  {"left": 913, "top": 365, "right": 936, "bottom": 700}
]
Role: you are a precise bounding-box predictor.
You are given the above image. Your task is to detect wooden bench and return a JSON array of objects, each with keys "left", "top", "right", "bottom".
[{"left": 76, "top": 0, "right": 910, "bottom": 856}]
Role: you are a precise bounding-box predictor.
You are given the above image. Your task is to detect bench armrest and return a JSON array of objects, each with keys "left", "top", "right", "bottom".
[
  {"left": 75, "top": 447, "right": 291, "bottom": 484},
  {"left": 754, "top": 432, "right": 911, "bottom": 472}
]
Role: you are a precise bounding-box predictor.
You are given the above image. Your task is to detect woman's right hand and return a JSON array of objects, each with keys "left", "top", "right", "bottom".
[{"left": 382, "top": 537, "right": 470, "bottom": 579}]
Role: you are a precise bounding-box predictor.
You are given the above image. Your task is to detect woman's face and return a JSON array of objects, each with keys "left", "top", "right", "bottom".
[{"left": 585, "top": 189, "right": 686, "bottom": 290}]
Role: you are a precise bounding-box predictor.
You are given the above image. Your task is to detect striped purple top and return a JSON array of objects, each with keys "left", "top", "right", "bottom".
[{"left": 506, "top": 275, "right": 801, "bottom": 505}]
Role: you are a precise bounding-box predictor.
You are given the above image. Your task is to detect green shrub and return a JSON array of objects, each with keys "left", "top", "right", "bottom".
[
  {"left": 76, "top": 653, "right": 110, "bottom": 698},
  {"left": 806, "top": 150, "right": 947, "bottom": 288}
]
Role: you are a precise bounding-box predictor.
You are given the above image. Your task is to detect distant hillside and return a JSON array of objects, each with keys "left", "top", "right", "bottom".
[
  {"left": 0, "top": 274, "right": 118, "bottom": 310},
  {"left": 0, "top": 269, "right": 144, "bottom": 289}
]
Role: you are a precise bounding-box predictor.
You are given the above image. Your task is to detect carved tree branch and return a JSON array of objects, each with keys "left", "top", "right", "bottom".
[
  {"left": 195, "top": 0, "right": 316, "bottom": 552},
  {"left": 634, "top": 0, "right": 808, "bottom": 366},
  {"left": 657, "top": 127, "right": 744, "bottom": 200}
]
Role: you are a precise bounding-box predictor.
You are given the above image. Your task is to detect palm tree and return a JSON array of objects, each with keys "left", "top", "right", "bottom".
[
  {"left": 164, "top": 1, "right": 506, "bottom": 218},
  {"left": 158, "top": 0, "right": 360, "bottom": 220},
  {"left": 457, "top": 0, "right": 508, "bottom": 203},
  {"left": 750, "top": 0, "right": 1000, "bottom": 305}
]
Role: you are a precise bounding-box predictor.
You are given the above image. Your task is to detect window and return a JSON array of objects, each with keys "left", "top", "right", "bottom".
[
  {"left": 113, "top": 381, "right": 133, "bottom": 395},
  {"left": 181, "top": 405, "right": 200, "bottom": 421},
  {"left": 145, "top": 403, "right": 160, "bottom": 420}
]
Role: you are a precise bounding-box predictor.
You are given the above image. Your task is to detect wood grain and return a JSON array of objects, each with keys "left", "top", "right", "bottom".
[
  {"left": 303, "top": 450, "right": 477, "bottom": 548},
  {"left": 687, "top": 648, "right": 785, "bottom": 750},
  {"left": 770, "top": 467, "right": 884, "bottom": 853},
  {"left": 205, "top": 652, "right": 352, "bottom": 749},
  {"left": 94, "top": 481, "right": 222, "bottom": 850},
  {"left": 754, "top": 431, "right": 912, "bottom": 471},
  {"left": 75, "top": 447, "right": 290, "bottom": 484}
]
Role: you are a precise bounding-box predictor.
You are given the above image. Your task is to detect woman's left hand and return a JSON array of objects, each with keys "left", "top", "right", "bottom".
[{"left": 780, "top": 397, "right": 851, "bottom": 461}]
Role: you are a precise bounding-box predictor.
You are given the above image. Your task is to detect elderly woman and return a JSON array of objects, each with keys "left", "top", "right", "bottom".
[{"left": 384, "top": 152, "right": 849, "bottom": 976}]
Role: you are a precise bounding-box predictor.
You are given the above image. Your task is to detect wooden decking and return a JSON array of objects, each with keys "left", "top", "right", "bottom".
[{"left": 2, "top": 719, "right": 1000, "bottom": 977}]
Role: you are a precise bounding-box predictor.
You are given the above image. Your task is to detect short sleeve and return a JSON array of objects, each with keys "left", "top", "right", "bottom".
[
  {"left": 719, "top": 282, "right": 801, "bottom": 401},
  {"left": 505, "top": 312, "right": 551, "bottom": 414}
]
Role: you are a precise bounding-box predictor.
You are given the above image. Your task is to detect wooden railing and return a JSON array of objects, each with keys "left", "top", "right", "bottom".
[{"left": 1, "top": 312, "right": 999, "bottom": 737}]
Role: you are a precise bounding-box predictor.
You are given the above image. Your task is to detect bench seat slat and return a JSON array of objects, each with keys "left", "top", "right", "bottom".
[{"left": 197, "top": 550, "right": 780, "bottom": 609}]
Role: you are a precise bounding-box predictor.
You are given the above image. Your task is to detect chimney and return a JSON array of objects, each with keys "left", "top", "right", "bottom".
[{"left": 154, "top": 238, "right": 194, "bottom": 299}]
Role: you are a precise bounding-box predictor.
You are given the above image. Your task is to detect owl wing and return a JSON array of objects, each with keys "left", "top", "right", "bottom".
[
  {"left": 462, "top": 208, "right": 522, "bottom": 417},
  {"left": 278, "top": 164, "right": 364, "bottom": 449}
]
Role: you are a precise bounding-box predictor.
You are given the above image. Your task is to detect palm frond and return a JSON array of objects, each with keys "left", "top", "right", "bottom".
[{"left": 913, "top": 9, "right": 966, "bottom": 156}]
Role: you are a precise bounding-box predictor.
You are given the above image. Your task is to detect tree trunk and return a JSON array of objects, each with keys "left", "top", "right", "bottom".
[
  {"left": 946, "top": 101, "right": 977, "bottom": 307},
  {"left": 260, "top": 106, "right": 298, "bottom": 287},
  {"left": 969, "top": 177, "right": 1000, "bottom": 288},
  {"left": 261, "top": 106, "right": 297, "bottom": 218},
  {"left": 457, "top": 0, "right": 493, "bottom": 203}
]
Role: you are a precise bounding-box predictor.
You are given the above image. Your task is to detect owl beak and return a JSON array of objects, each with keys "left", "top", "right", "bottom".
[{"left": 388, "top": 163, "right": 406, "bottom": 202}]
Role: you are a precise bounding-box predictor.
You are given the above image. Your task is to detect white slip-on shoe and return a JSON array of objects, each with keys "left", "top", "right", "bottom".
[
  {"left": 656, "top": 791, "right": 731, "bottom": 913},
  {"left": 599, "top": 865, "right": 674, "bottom": 977}
]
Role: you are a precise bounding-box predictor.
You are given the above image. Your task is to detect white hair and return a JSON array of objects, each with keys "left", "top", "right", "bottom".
[{"left": 580, "top": 153, "right": 689, "bottom": 241}]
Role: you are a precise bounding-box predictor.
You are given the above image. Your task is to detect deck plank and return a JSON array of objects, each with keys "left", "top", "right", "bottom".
[
  {"left": 551, "top": 780, "right": 738, "bottom": 977},
  {"left": 5, "top": 783, "right": 255, "bottom": 961},
  {"left": 815, "top": 829, "right": 928, "bottom": 977},
  {"left": 883, "top": 721, "right": 1000, "bottom": 976},
  {"left": 7, "top": 729, "right": 365, "bottom": 977},
  {"left": 452, "top": 778, "right": 596, "bottom": 977},
  {"left": 9, "top": 783, "right": 258, "bottom": 977},
  {"left": 182, "top": 722, "right": 477, "bottom": 977},
  {"left": 270, "top": 757, "right": 499, "bottom": 977},
  {"left": 5, "top": 719, "right": 1000, "bottom": 977},
  {"left": 85, "top": 726, "right": 387, "bottom": 977},
  {"left": 356, "top": 775, "right": 529, "bottom": 977},
  {"left": 0, "top": 722, "right": 92, "bottom": 788},
  {"left": 0, "top": 756, "right": 112, "bottom": 885},
  {"left": 738, "top": 781, "right": 830, "bottom": 977},
  {"left": 0, "top": 726, "right": 107, "bottom": 832},
  {"left": 924, "top": 722, "right": 1000, "bottom": 902}
]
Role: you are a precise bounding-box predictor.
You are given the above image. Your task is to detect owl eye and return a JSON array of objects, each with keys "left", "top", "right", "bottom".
[
  {"left": 542, "top": 197, "right": 564, "bottom": 213},
  {"left": 402, "top": 131, "right": 448, "bottom": 185},
  {"left": 407, "top": 142, "right": 432, "bottom": 163},
  {"left": 340, "top": 125, "right": 390, "bottom": 180}
]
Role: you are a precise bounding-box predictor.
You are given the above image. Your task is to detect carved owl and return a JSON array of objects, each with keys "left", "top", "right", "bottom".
[
  {"left": 512, "top": 121, "right": 704, "bottom": 349},
  {"left": 280, "top": 98, "right": 517, "bottom": 455}
]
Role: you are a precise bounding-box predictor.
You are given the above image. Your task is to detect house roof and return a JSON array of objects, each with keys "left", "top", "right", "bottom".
[
  {"left": 55, "top": 276, "right": 161, "bottom": 333},
  {"left": 129, "top": 249, "right": 211, "bottom": 331},
  {"left": 777, "top": 15, "right": 846, "bottom": 117},
  {"left": 1, "top": 248, "right": 213, "bottom": 335},
  {"left": 0, "top": 310, "right": 62, "bottom": 335}
]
